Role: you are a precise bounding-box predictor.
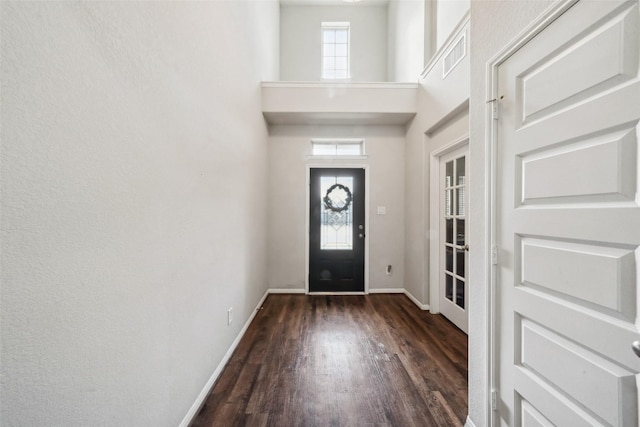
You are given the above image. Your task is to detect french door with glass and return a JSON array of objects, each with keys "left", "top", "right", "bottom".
[{"left": 440, "top": 147, "right": 469, "bottom": 333}]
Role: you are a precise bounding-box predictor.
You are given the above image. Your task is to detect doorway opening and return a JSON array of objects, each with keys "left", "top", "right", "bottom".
[
  {"left": 429, "top": 137, "right": 470, "bottom": 334},
  {"left": 439, "top": 146, "right": 469, "bottom": 333}
]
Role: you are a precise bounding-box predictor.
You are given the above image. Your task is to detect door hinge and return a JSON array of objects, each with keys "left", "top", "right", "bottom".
[
  {"left": 487, "top": 98, "right": 499, "bottom": 120},
  {"left": 491, "top": 245, "right": 498, "bottom": 265},
  {"left": 491, "top": 389, "right": 498, "bottom": 411}
]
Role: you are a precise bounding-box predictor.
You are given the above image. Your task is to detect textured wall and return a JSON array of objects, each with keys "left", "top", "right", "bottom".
[
  {"left": 0, "top": 1, "right": 278, "bottom": 425},
  {"left": 436, "top": 0, "right": 470, "bottom": 48},
  {"left": 468, "top": 1, "right": 555, "bottom": 425},
  {"left": 267, "top": 125, "right": 405, "bottom": 291},
  {"left": 280, "top": 4, "right": 388, "bottom": 82}
]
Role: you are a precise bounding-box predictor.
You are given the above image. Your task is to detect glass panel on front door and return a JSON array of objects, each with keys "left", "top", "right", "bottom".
[
  {"left": 320, "top": 176, "right": 354, "bottom": 250},
  {"left": 444, "top": 157, "right": 466, "bottom": 308}
]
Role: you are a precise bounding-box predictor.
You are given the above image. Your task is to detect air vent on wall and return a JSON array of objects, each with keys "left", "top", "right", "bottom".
[{"left": 443, "top": 34, "right": 466, "bottom": 79}]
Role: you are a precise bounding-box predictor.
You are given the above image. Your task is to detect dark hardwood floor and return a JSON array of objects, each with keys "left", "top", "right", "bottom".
[{"left": 191, "top": 294, "right": 468, "bottom": 427}]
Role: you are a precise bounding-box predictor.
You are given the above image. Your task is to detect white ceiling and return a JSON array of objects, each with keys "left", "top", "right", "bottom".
[{"left": 279, "top": 0, "right": 390, "bottom": 6}]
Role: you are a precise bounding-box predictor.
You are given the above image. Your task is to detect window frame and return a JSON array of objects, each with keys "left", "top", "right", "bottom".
[
  {"left": 310, "top": 139, "right": 365, "bottom": 158},
  {"left": 321, "top": 22, "right": 351, "bottom": 80}
]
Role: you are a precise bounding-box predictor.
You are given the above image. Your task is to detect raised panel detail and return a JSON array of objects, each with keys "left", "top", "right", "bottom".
[
  {"left": 515, "top": 365, "right": 613, "bottom": 426},
  {"left": 520, "top": 237, "right": 636, "bottom": 319},
  {"left": 520, "top": 319, "right": 637, "bottom": 426},
  {"left": 520, "top": 398, "right": 553, "bottom": 427},
  {"left": 340, "top": 260, "right": 354, "bottom": 279},
  {"left": 499, "top": 1, "right": 640, "bottom": 425},
  {"left": 518, "top": 126, "right": 637, "bottom": 205},
  {"left": 519, "top": 3, "right": 639, "bottom": 124}
]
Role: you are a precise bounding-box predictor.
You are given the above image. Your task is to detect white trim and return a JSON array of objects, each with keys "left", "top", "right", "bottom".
[
  {"left": 321, "top": 21, "right": 350, "bottom": 27},
  {"left": 311, "top": 138, "right": 363, "bottom": 144},
  {"left": 428, "top": 135, "right": 469, "bottom": 315},
  {"left": 305, "top": 164, "right": 370, "bottom": 294},
  {"left": 306, "top": 155, "right": 369, "bottom": 161},
  {"left": 485, "top": 47, "right": 499, "bottom": 427},
  {"left": 268, "top": 288, "right": 306, "bottom": 294},
  {"left": 311, "top": 138, "right": 365, "bottom": 157},
  {"left": 420, "top": 11, "right": 471, "bottom": 79},
  {"left": 261, "top": 81, "right": 419, "bottom": 90},
  {"left": 404, "top": 289, "right": 430, "bottom": 311},
  {"left": 179, "top": 289, "right": 270, "bottom": 427},
  {"left": 321, "top": 22, "right": 351, "bottom": 80},
  {"left": 484, "top": 1, "right": 578, "bottom": 426},
  {"left": 369, "top": 288, "right": 404, "bottom": 294},
  {"left": 464, "top": 415, "right": 478, "bottom": 427}
]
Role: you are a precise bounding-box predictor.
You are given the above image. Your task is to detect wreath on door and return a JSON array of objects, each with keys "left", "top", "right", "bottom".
[{"left": 323, "top": 183, "right": 352, "bottom": 213}]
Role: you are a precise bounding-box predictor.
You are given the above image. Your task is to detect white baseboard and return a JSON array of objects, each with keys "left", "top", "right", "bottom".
[
  {"left": 465, "top": 415, "right": 477, "bottom": 427},
  {"left": 268, "top": 288, "right": 305, "bottom": 294},
  {"left": 369, "top": 288, "right": 404, "bottom": 293},
  {"left": 178, "top": 289, "right": 269, "bottom": 427},
  {"left": 404, "top": 289, "right": 430, "bottom": 311}
]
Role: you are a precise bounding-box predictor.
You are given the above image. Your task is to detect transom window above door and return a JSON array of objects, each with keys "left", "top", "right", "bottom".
[
  {"left": 321, "top": 22, "right": 350, "bottom": 79},
  {"left": 311, "top": 139, "right": 364, "bottom": 157}
]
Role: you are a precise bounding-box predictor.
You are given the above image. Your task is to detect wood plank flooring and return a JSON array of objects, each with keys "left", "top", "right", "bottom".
[{"left": 191, "top": 294, "right": 468, "bottom": 427}]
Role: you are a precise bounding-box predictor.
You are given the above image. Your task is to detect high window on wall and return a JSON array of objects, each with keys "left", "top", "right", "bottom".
[
  {"left": 311, "top": 139, "right": 364, "bottom": 156},
  {"left": 321, "top": 22, "right": 350, "bottom": 79}
]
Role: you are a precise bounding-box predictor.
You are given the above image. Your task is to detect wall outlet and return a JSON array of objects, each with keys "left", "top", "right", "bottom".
[
  {"left": 386, "top": 265, "right": 392, "bottom": 275},
  {"left": 227, "top": 307, "right": 233, "bottom": 325}
]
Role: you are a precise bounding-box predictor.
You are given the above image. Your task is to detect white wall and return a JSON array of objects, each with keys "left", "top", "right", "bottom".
[
  {"left": 403, "top": 18, "right": 469, "bottom": 308},
  {"left": 403, "top": 109, "right": 470, "bottom": 309},
  {"left": 0, "top": 1, "right": 278, "bottom": 426},
  {"left": 387, "top": 0, "right": 425, "bottom": 82},
  {"left": 280, "top": 4, "right": 388, "bottom": 82},
  {"left": 421, "top": 22, "right": 469, "bottom": 130},
  {"left": 268, "top": 125, "right": 405, "bottom": 292},
  {"left": 435, "top": 0, "right": 469, "bottom": 49},
  {"left": 468, "top": 1, "right": 554, "bottom": 425},
  {"left": 386, "top": 0, "right": 468, "bottom": 81}
]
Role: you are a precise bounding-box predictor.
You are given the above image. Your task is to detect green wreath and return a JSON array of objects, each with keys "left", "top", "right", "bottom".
[{"left": 323, "top": 183, "right": 352, "bottom": 212}]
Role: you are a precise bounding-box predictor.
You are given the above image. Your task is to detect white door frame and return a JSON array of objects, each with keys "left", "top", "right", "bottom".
[
  {"left": 305, "top": 164, "right": 370, "bottom": 294},
  {"left": 428, "top": 135, "right": 469, "bottom": 314},
  {"left": 485, "top": 0, "right": 579, "bottom": 425}
]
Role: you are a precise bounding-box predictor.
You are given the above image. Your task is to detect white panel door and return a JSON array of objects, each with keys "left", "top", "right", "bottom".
[
  {"left": 496, "top": 0, "right": 640, "bottom": 425},
  {"left": 440, "top": 146, "right": 469, "bottom": 333}
]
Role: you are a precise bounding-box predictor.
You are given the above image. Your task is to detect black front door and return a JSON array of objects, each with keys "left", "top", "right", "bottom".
[{"left": 309, "top": 168, "right": 365, "bottom": 292}]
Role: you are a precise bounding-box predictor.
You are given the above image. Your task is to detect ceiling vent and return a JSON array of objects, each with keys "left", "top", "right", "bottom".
[{"left": 443, "top": 34, "right": 466, "bottom": 79}]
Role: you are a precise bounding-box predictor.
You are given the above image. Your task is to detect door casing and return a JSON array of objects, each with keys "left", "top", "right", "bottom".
[
  {"left": 429, "top": 135, "right": 469, "bottom": 315},
  {"left": 439, "top": 145, "right": 469, "bottom": 333},
  {"left": 305, "top": 164, "right": 370, "bottom": 294}
]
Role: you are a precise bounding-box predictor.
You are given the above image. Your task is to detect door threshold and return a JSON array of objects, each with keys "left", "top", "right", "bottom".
[{"left": 307, "top": 292, "right": 367, "bottom": 295}]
